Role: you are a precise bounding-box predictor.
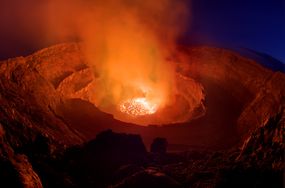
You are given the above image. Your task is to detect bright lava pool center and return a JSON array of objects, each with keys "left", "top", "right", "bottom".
[
  {"left": 93, "top": 73, "right": 206, "bottom": 126},
  {"left": 119, "top": 97, "right": 159, "bottom": 117}
]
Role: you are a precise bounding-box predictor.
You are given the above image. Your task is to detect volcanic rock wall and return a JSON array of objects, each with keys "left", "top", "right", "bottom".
[
  {"left": 177, "top": 46, "right": 285, "bottom": 138},
  {"left": 0, "top": 51, "right": 84, "bottom": 146},
  {"left": 0, "top": 43, "right": 284, "bottom": 187},
  {"left": 1, "top": 42, "right": 283, "bottom": 146}
]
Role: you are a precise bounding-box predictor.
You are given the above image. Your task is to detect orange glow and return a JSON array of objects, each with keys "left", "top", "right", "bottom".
[
  {"left": 80, "top": 3, "right": 183, "bottom": 120},
  {"left": 45, "top": 0, "right": 207, "bottom": 126},
  {"left": 119, "top": 97, "right": 158, "bottom": 116}
]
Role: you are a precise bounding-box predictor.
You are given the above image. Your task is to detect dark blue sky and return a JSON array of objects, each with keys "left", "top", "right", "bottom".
[{"left": 187, "top": 0, "right": 285, "bottom": 63}]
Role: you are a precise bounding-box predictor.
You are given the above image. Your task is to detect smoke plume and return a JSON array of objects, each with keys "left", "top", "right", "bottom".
[{"left": 47, "top": 0, "right": 189, "bottom": 112}]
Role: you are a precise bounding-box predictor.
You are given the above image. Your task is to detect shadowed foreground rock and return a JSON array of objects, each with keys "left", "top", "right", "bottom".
[
  {"left": 61, "top": 130, "right": 147, "bottom": 188},
  {"left": 0, "top": 125, "right": 43, "bottom": 188},
  {"left": 112, "top": 167, "right": 182, "bottom": 188},
  {"left": 151, "top": 137, "right": 168, "bottom": 154}
]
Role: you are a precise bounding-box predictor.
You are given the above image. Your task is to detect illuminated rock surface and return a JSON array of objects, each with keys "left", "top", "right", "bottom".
[{"left": 0, "top": 43, "right": 284, "bottom": 187}]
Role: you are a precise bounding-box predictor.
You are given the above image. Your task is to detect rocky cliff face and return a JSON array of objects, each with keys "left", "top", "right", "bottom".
[
  {"left": 177, "top": 46, "right": 285, "bottom": 138},
  {"left": 0, "top": 44, "right": 85, "bottom": 187},
  {"left": 0, "top": 47, "right": 84, "bottom": 146},
  {"left": 0, "top": 124, "right": 43, "bottom": 188}
]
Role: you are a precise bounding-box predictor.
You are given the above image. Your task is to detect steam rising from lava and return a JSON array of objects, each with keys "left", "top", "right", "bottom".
[{"left": 46, "top": 0, "right": 202, "bottom": 125}]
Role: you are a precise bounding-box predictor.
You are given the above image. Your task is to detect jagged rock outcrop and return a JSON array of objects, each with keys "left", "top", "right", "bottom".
[
  {"left": 237, "top": 109, "right": 284, "bottom": 168},
  {"left": 214, "top": 110, "right": 284, "bottom": 188},
  {"left": 0, "top": 124, "right": 43, "bottom": 188},
  {"left": 237, "top": 72, "right": 285, "bottom": 136}
]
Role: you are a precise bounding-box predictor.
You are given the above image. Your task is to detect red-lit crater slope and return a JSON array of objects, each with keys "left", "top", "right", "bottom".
[{"left": 0, "top": 43, "right": 284, "bottom": 150}]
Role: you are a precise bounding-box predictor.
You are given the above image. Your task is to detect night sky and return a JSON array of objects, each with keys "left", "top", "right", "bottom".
[
  {"left": 187, "top": 0, "right": 285, "bottom": 63},
  {"left": 0, "top": 0, "right": 284, "bottom": 63}
]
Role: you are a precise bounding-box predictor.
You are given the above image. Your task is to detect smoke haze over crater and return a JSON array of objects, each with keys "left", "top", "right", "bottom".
[{"left": 45, "top": 0, "right": 190, "bottom": 115}]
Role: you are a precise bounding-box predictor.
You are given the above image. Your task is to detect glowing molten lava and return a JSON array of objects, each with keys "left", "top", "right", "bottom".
[{"left": 119, "top": 97, "right": 158, "bottom": 116}]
